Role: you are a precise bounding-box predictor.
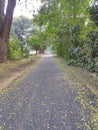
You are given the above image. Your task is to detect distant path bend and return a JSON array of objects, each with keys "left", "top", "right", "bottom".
[{"left": 0, "top": 55, "right": 95, "bottom": 130}]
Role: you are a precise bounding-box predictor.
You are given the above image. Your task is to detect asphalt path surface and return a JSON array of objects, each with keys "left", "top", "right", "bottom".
[{"left": 0, "top": 55, "right": 96, "bottom": 130}]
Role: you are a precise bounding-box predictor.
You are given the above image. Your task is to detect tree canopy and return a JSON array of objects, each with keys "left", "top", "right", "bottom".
[{"left": 33, "top": 0, "right": 98, "bottom": 73}]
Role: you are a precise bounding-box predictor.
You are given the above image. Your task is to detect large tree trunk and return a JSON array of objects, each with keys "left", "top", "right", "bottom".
[
  {"left": 0, "top": 0, "right": 5, "bottom": 16},
  {"left": 0, "top": 0, "right": 16, "bottom": 62},
  {"left": 0, "top": 0, "right": 5, "bottom": 38}
]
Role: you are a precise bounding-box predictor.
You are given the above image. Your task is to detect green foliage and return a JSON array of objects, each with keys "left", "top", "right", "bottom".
[
  {"left": 9, "top": 16, "right": 34, "bottom": 60},
  {"left": 89, "top": 3, "right": 98, "bottom": 26},
  {"left": 83, "top": 30, "right": 98, "bottom": 72},
  {"left": 9, "top": 37, "right": 23, "bottom": 60},
  {"left": 35, "top": 0, "right": 98, "bottom": 73},
  {"left": 29, "top": 36, "right": 41, "bottom": 54},
  {"left": 12, "top": 16, "right": 31, "bottom": 41},
  {"left": 28, "top": 30, "right": 47, "bottom": 54}
]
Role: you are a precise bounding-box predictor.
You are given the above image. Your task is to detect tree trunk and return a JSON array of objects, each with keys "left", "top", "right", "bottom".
[
  {"left": 0, "top": 0, "right": 5, "bottom": 38},
  {"left": 0, "top": 0, "right": 5, "bottom": 16},
  {"left": 0, "top": 0, "right": 16, "bottom": 62}
]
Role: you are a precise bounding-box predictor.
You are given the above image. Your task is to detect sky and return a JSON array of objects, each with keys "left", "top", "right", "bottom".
[{"left": 14, "top": 0, "right": 42, "bottom": 18}]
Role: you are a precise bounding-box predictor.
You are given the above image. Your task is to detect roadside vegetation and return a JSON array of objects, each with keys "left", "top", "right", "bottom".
[
  {"left": 1, "top": 0, "right": 98, "bottom": 74},
  {"left": 9, "top": 16, "right": 47, "bottom": 60},
  {"left": 0, "top": 55, "right": 40, "bottom": 92},
  {"left": 34, "top": 0, "right": 98, "bottom": 74}
]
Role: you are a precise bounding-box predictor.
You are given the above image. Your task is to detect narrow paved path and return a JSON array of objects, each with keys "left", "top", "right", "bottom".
[{"left": 0, "top": 55, "right": 97, "bottom": 130}]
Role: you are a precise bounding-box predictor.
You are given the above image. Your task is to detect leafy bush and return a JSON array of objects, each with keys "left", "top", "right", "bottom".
[
  {"left": 89, "top": 5, "right": 98, "bottom": 26},
  {"left": 9, "top": 37, "right": 23, "bottom": 60}
]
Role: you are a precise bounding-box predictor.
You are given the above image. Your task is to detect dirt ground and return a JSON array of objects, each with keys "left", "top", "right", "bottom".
[{"left": 0, "top": 55, "right": 41, "bottom": 92}]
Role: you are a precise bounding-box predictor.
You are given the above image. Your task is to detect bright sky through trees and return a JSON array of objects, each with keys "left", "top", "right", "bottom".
[{"left": 14, "top": 0, "right": 41, "bottom": 18}]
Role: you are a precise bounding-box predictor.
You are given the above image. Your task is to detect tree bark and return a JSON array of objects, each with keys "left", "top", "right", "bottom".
[
  {"left": 0, "top": 0, "right": 16, "bottom": 62},
  {"left": 0, "top": 0, "right": 5, "bottom": 38},
  {"left": 0, "top": 0, "right": 5, "bottom": 16}
]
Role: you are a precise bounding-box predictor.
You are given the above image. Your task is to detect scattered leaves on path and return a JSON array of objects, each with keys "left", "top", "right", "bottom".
[{"left": 55, "top": 57, "right": 98, "bottom": 130}]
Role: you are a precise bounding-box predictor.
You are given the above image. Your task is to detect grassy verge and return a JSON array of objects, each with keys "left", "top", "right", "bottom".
[{"left": 0, "top": 55, "right": 41, "bottom": 92}]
